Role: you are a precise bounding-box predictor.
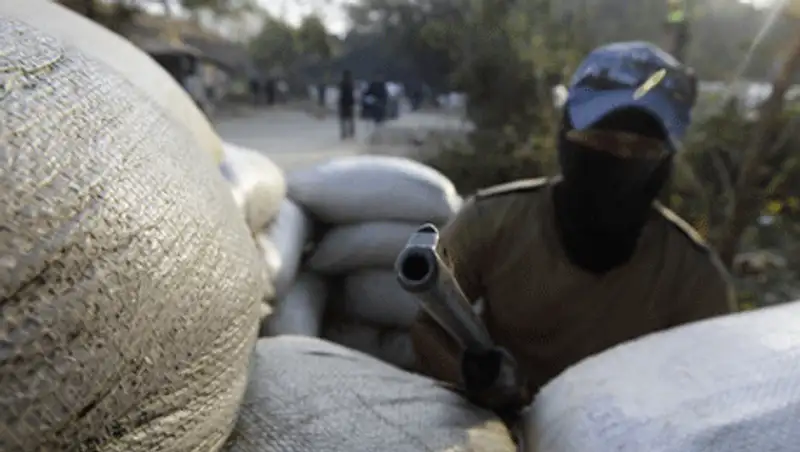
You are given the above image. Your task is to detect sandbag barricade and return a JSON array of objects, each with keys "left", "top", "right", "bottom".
[
  {"left": 263, "top": 272, "right": 328, "bottom": 338},
  {"left": 524, "top": 301, "right": 800, "bottom": 452},
  {"left": 287, "top": 155, "right": 462, "bottom": 225},
  {"left": 224, "top": 336, "right": 517, "bottom": 452},
  {"left": 219, "top": 144, "right": 294, "bottom": 324},
  {"left": 220, "top": 143, "right": 286, "bottom": 233},
  {"left": 255, "top": 199, "right": 313, "bottom": 302},
  {"left": 0, "top": 3, "right": 269, "bottom": 450},
  {"left": 260, "top": 155, "right": 462, "bottom": 370}
]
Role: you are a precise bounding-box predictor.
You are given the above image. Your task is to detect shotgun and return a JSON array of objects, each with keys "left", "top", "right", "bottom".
[{"left": 395, "top": 223, "right": 528, "bottom": 412}]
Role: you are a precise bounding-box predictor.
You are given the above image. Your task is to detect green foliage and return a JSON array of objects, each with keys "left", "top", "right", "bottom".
[
  {"left": 670, "top": 105, "right": 800, "bottom": 242},
  {"left": 346, "top": 0, "right": 797, "bottom": 86},
  {"left": 57, "top": 0, "right": 140, "bottom": 33},
  {"left": 296, "top": 14, "right": 335, "bottom": 60},
  {"left": 248, "top": 12, "right": 338, "bottom": 75},
  {"left": 249, "top": 15, "right": 300, "bottom": 72}
]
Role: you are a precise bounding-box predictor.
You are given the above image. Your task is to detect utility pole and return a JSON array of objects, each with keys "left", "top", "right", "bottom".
[{"left": 664, "top": 0, "right": 689, "bottom": 62}]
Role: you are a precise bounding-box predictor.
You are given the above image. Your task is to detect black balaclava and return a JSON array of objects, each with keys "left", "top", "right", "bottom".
[{"left": 553, "top": 107, "right": 673, "bottom": 275}]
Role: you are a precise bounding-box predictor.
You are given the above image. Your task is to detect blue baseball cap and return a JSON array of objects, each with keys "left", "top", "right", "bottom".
[{"left": 566, "top": 41, "right": 697, "bottom": 151}]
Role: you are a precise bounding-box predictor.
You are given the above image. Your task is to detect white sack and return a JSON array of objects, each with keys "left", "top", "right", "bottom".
[
  {"left": 0, "top": 4, "right": 269, "bottom": 450},
  {"left": 256, "top": 236, "right": 281, "bottom": 300},
  {"left": 379, "top": 329, "right": 417, "bottom": 370},
  {"left": 257, "top": 199, "right": 313, "bottom": 299},
  {"left": 324, "top": 319, "right": 382, "bottom": 357},
  {"left": 287, "top": 155, "right": 461, "bottom": 225},
  {"left": 225, "top": 337, "right": 515, "bottom": 452},
  {"left": 308, "top": 221, "right": 419, "bottom": 274},
  {"left": 221, "top": 142, "right": 286, "bottom": 232},
  {"left": 264, "top": 273, "right": 328, "bottom": 338},
  {"left": 323, "top": 320, "right": 415, "bottom": 369},
  {"left": 525, "top": 301, "right": 800, "bottom": 452},
  {"left": 343, "top": 270, "right": 420, "bottom": 328}
]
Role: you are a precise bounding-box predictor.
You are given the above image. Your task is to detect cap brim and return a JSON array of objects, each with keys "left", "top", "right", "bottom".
[{"left": 566, "top": 88, "right": 688, "bottom": 152}]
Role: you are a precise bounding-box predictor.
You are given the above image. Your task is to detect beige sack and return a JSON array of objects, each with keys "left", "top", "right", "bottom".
[
  {"left": 221, "top": 143, "right": 287, "bottom": 232},
  {"left": 225, "top": 337, "right": 516, "bottom": 452},
  {"left": 258, "top": 199, "right": 313, "bottom": 300},
  {"left": 0, "top": 5, "right": 268, "bottom": 451},
  {"left": 0, "top": 1, "right": 224, "bottom": 165}
]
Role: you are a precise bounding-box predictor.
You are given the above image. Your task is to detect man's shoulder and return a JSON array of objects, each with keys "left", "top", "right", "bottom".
[
  {"left": 474, "top": 177, "right": 551, "bottom": 202},
  {"left": 653, "top": 203, "right": 712, "bottom": 255},
  {"left": 652, "top": 205, "right": 737, "bottom": 314}
]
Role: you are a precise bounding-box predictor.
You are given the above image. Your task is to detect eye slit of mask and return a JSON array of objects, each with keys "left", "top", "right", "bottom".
[{"left": 565, "top": 129, "right": 668, "bottom": 160}]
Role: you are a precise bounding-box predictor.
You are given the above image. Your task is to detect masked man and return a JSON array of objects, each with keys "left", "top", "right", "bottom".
[{"left": 410, "top": 42, "right": 736, "bottom": 416}]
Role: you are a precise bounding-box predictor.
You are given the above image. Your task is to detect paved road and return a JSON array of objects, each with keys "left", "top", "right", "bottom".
[
  {"left": 214, "top": 108, "right": 368, "bottom": 171},
  {"left": 213, "top": 107, "right": 470, "bottom": 172}
]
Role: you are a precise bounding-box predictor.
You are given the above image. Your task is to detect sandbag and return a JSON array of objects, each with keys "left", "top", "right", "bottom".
[
  {"left": 224, "top": 337, "right": 516, "bottom": 452},
  {"left": 264, "top": 272, "right": 328, "bottom": 338},
  {"left": 525, "top": 301, "right": 800, "bottom": 452},
  {"left": 0, "top": 5, "right": 269, "bottom": 451},
  {"left": 0, "top": 1, "right": 224, "bottom": 164},
  {"left": 342, "top": 270, "right": 420, "bottom": 328},
  {"left": 257, "top": 199, "right": 313, "bottom": 300},
  {"left": 222, "top": 142, "right": 286, "bottom": 232},
  {"left": 287, "top": 155, "right": 462, "bottom": 225},
  {"left": 308, "top": 221, "right": 419, "bottom": 274},
  {"left": 323, "top": 319, "right": 415, "bottom": 369}
]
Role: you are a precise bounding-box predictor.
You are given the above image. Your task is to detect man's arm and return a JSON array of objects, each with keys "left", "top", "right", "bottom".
[{"left": 409, "top": 197, "right": 488, "bottom": 387}]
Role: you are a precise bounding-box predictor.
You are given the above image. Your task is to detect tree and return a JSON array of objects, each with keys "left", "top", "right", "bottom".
[
  {"left": 296, "top": 14, "right": 334, "bottom": 61},
  {"left": 715, "top": 26, "right": 800, "bottom": 267},
  {"left": 249, "top": 15, "right": 300, "bottom": 73},
  {"left": 179, "top": 0, "right": 257, "bottom": 17},
  {"left": 57, "top": 0, "right": 141, "bottom": 34}
]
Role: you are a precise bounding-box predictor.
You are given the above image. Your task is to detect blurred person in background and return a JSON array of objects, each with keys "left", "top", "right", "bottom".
[
  {"left": 338, "top": 69, "right": 356, "bottom": 139},
  {"left": 363, "top": 75, "right": 389, "bottom": 125}
]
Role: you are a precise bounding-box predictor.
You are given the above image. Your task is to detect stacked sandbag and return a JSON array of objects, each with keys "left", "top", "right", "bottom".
[
  {"left": 524, "top": 301, "right": 800, "bottom": 452},
  {"left": 263, "top": 272, "right": 328, "bottom": 337},
  {"left": 218, "top": 143, "right": 290, "bottom": 321},
  {"left": 256, "top": 198, "right": 313, "bottom": 301},
  {"left": 219, "top": 142, "right": 286, "bottom": 233},
  {"left": 285, "top": 155, "right": 462, "bottom": 369},
  {"left": 225, "top": 336, "right": 517, "bottom": 452},
  {"left": 0, "top": 3, "right": 268, "bottom": 450}
]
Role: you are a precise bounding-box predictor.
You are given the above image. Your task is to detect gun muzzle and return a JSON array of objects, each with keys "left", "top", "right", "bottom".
[{"left": 396, "top": 223, "right": 494, "bottom": 351}]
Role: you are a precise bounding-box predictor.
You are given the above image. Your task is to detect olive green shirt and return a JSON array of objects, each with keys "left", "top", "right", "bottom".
[{"left": 410, "top": 177, "right": 736, "bottom": 401}]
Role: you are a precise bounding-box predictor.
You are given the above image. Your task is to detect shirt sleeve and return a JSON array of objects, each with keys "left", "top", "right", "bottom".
[
  {"left": 409, "top": 197, "right": 489, "bottom": 387},
  {"left": 668, "top": 252, "right": 737, "bottom": 327}
]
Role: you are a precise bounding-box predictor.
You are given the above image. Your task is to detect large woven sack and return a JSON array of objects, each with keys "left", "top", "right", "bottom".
[
  {"left": 264, "top": 272, "right": 328, "bottom": 338},
  {"left": 323, "top": 319, "right": 415, "bottom": 369},
  {"left": 222, "top": 142, "right": 286, "bottom": 232},
  {"left": 342, "top": 269, "right": 420, "bottom": 328},
  {"left": 0, "top": 1, "right": 224, "bottom": 165},
  {"left": 0, "top": 4, "right": 268, "bottom": 451},
  {"left": 256, "top": 199, "right": 313, "bottom": 300},
  {"left": 308, "top": 221, "right": 420, "bottom": 274},
  {"left": 224, "top": 336, "right": 516, "bottom": 452},
  {"left": 287, "top": 155, "right": 462, "bottom": 225},
  {"left": 524, "top": 301, "right": 800, "bottom": 452}
]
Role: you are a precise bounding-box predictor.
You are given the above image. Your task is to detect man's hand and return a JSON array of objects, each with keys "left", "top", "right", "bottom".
[{"left": 460, "top": 347, "right": 531, "bottom": 416}]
